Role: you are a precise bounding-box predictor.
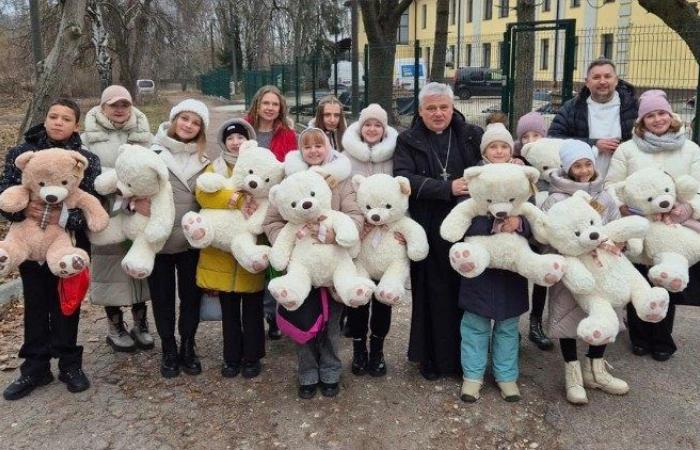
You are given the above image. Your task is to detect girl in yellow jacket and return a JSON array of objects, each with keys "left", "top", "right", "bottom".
[{"left": 195, "top": 118, "right": 266, "bottom": 379}]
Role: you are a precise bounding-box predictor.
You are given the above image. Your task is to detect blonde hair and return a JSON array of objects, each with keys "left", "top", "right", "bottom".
[
  {"left": 246, "top": 85, "right": 291, "bottom": 132},
  {"left": 167, "top": 112, "right": 207, "bottom": 161},
  {"left": 634, "top": 115, "right": 682, "bottom": 137},
  {"left": 314, "top": 95, "right": 347, "bottom": 151},
  {"left": 299, "top": 128, "right": 327, "bottom": 149}
]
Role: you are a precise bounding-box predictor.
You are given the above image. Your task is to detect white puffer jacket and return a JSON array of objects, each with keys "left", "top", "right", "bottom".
[{"left": 341, "top": 121, "right": 398, "bottom": 177}]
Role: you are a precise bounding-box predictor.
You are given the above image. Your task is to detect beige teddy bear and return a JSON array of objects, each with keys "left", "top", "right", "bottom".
[{"left": 0, "top": 149, "right": 109, "bottom": 277}]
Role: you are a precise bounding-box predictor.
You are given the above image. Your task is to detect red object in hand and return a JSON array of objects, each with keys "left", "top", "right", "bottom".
[{"left": 58, "top": 267, "right": 90, "bottom": 316}]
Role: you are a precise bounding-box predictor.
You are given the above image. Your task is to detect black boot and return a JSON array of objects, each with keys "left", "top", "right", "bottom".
[
  {"left": 351, "top": 338, "right": 368, "bottom": 376},
  {"left": 160, "top": 340, "right": 180, "bottom": 378},
  {"left": 179, "top": 338, "right": 202, "bottom": 375},
  {"left": 368, "top": 335, "right": 387, "bottom": 377},
  {"left": 529, "top": 316, "right": 554, "bottom": 351},
  {"left": 266, "top": 314, "right": 282, "bottom": 340}
]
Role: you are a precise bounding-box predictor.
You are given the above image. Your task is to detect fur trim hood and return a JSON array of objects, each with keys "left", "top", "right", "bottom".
[
  {"left": 342, "top": 121, "right": 398, "bottom": 164},
  {"left": 283, "top": 148, "right": 352, "bottom": 187},
  {"left": 217, "top": 118, "right": 256, "bottom": 153},
  {"left": 82, "top": 105, "right": 152, "bottom": 146}
]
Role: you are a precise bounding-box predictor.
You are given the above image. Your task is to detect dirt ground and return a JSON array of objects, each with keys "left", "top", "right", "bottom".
[{"left": 0, "top": 93, "right": 699, "bottom": 450}]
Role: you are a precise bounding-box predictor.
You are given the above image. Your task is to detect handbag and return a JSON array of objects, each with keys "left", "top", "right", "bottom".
[
  {"left": 200, "top": 292, "right": 223, "bottom": 321},
  {"left": 276, "top": 287, "right": 330, "bottom": 345}
]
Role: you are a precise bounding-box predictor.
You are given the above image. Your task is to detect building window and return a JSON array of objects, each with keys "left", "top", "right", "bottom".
[
  {"left": 499, "top": 0, "right": 509, "bottom": 18},
  {"left": 571, "top": 0, "right": 581, "bottom": 7},
  {"left": 541, "top": 38, "right": 549, "bottom": 70},
  {"left": 543, "top": 0, "right": 551, "bottom": 12},
  {"left": 397, "top": 11, "right": 409, "bottom": 44},
  {"left": 483, "top": 43, "right": 492, "bottom": 68},
  {"left": 573, "top": 36, "right": 579, "bottom": 69},
  {"left": 467, "top": 0, "right": 473, "bottom": 22},
  {"left": 422, "top": 4, "right": 427, "bottom": 29},
  {"left": 601, "top": 33, "right": 614, "bottom": 59},
  {"left": 450, "top": 0, "right": 457, "bottom": 25},
  {"left": 425, "top": 47, "right": 431, "bottom": 77},
  {"left": 484, "top": 0, "right": 493, "bottom": 20},
  {"left": 466, "top": 44, "right": 472, "bottom": 66}
]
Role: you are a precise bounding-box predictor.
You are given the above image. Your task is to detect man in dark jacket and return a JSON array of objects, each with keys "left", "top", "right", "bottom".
[
  {"left": 548, "top": 58, "right": 638, "bottom": 177},
  {"left": 393, "top": 82, "right": 483, "bottom": 380}
]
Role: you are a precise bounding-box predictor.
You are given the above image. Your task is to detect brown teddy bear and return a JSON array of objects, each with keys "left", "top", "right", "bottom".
[{"left": 0, "top": 148, "right": 109, "bottom": 277}]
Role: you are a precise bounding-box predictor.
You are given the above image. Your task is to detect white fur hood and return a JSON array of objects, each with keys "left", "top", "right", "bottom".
[
  {"left": 82, "top": 105, "right": 152, "bottom": 146},
  {"left": 342, "top": 121, "right": 398, "bottom": 163},
  {"left": 283, "top": 148, "right": 352, "bottom": 185}
]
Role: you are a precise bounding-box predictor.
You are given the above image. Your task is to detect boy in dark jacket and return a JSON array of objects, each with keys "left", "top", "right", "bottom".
[{"left": 1, "top": 98, "right": 101, "bottom": 401}]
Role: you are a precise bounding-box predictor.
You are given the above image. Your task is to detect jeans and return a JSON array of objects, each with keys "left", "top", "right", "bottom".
[
  {"left": 297, "top": 297, "right": 343, "bottom": 385},
  {"left": 460, "top": 311, "right": 520, "bottom": 382}
]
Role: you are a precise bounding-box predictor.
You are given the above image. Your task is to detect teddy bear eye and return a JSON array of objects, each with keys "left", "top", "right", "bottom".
[
  {"left": 291, "top": 201, "right": 297, "bottom": 208},
  {"left": 487, "top": 199, "right": 492, "bottom": 203},
  {"left": 248, "top": 169, "right": 254, "bottom": 174},
  {"left": 128, "top": 183, "right": 132, "bottom": 188},
  {"left": 647, "top": 197, "right": 653, "bottom": 202},
  {"left": 665, "top": 188, "right": 670, "bottom": 193},
  {"left": 590, "top": 220, "right": 594, "bottom": 225},
  {"left": 366, "top": 205, "right": 372, "bottom": 210},
  {"left": 265, "top": 178, "right": 270, "bottom": 183},
  {"left": 509, "top": 198, "right": 515, "bottom": 203},
  {"left": 386, "top": 204, "right": 392, "bottom": 209},
  {"left": 310, "top": 191, "right": 315, "bottom": 197},
  {"left": 61, "top": 180, "right": 68, "bottom": 185},
  {"left": 543, "top": 166, "right": 549, "bottom": 170},
  {"left": 39, "top": 182, "right": 45, "bottom": 187},
  {"left": 575, "top": 231, "right": 581, "bottom": 237}
]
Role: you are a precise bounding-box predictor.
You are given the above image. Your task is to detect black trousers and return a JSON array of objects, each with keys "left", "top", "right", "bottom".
[
  {"left": 531, "top": 284, "right": 547, "bottom": 319},
  {"left": 559, "top": 338, "right": 606, "bottom": 362},
  {"left": 18, "top": 261, "right": 82, "bottom": 377},
  {"left": 147, "top": 250, "right": 201, "bottom": 349},
  {"left": 347, "top": 297, "right": 392, "bottom": 340},
  {"left": 219, "top": 291, "right": 265, "bottom": 364}
]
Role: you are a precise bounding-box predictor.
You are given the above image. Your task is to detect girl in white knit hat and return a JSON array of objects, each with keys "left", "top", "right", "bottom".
[{"left": 149, "top": 98, "right": 210, "bottom": 379}]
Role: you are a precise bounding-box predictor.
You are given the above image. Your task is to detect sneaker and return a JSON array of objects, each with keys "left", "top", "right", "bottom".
[
  {"left": 497, "top": 381, "right": 521, "bottom": 402},
  {"left": 298, "top": 383, "right": 318, "bottom": 399},
  {"left": 460, "top": 378, "right": 483, "bottom": 403},
  {"left": 3, "top": 372, "right": 54, "bottom": 401},
  {"left": 58, "top": 368, "right": 90, "bottom": 393}
]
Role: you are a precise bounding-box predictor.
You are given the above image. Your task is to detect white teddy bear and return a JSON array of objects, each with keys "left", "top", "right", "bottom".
[
  {"left": 610, "top": 167, "right": 700, "bottom": 292},
  {"left": 181, "top": 141, "right": 285, "bottom": 273},
  {"left": 440, "top": 163, "right": 566, "bottom": 286},
  {"left": 352, "top": 174, "right": 429, "bottom": 305},
  {"left": 267, "top": 170, "right": 374, "bottom": 310},
  {"left": 520, "top": 138, "right": 564, "bottom": 207},
  {"left": 528, "top": 190, "right": 669, "bottom": 345},
  {"left": 89, "top": 144, "right": 175, "bottom": 278}
]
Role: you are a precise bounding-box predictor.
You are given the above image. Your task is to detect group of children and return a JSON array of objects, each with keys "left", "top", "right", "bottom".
[{"left": 1, "top": 84, "right": 691, "bottom": 407}]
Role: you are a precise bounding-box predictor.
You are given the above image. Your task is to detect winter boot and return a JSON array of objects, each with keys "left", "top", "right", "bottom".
[
  {"left": 582, "top": 358, "right": 629, "bottom": 395},
  {"left": 179, "top": 338, "right": 202, "bottom": 375},
  {"left": 368, "top": 335, "right": 387, "bottom": 377},
  {"left": 460, "top": 378, "right": 483, "bottom": 403},
  {"left": 106, "top": 308, "right": 136, "bottom": 352},
  {"left": 130, "top": 304, "right": 154, "bottom": 350},
  {"left": 497, "top": 381, "right": 521, "bottom": 402},
  {"left": 351, "top": 338, "right": 368, "bottom": 376},
  {"left": 564, "top": 361, "right": 588, "bottom": 405},
  {"left": 528, "top": 316, "right": 553, "bottom": 351},
  {"left": 160, "top": 339, "right": 180, "bottom": 379}
]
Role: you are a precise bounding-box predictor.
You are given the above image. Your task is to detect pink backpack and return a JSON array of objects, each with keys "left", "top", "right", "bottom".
[{"left": 276, "top": 287, "right": 330, "bottom": 345}]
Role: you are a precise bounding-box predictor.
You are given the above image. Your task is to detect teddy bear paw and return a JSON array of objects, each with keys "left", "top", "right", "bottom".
[
  {"left": 181, "top": 212, "right": 212, "bottom": 248},
  {"left": 122, "top": 261, "right": 152, "bottom": 279},
  {"left": 449, "top": 243, "right": 486, "bottom": 278},
  {"left": 270, "top": 286, "right": 303, "bottom": 311},
  {"left": 539, "top": 256, "right": 566, "bottom": 286},
  {"left": 0, "top": 249, "right": 13, "bottom": 277},
  {"left": 648, "top": 265, "right": 688, "bottom": 293},
  {"left": 635, "top": 288, "right": 669, "bottom": 323},
  {"left": 238, "top": 249, "right": 270, "bottom": 274},
  {"left": 577, "top": 318, "right": 616, "bottom": 346},
  {"left": 376, "top": 281, "right": 405, "bottom": 306},
  {"left": 346, "top": 282, "right": 373, "bottom": 308},
  {"left": 57, "top": 254, "right": 87, "bottom": 278}
]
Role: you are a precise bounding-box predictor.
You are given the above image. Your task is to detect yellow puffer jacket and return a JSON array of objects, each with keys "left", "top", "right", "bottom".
[{"left": 195, "top": 162, "right": 265, "bottom": 293}]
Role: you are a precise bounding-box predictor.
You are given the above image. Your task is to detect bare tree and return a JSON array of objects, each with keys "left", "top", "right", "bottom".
[
  {"left": 638, "top": 0, "right": 700, "bottom": 63},
  {"left": 19, "top": 0, "right": 87, "bottom": 138},
  {"left": 512, "top": 0, "right": 535, "bottom": 125},
  {"left": 430, "top": 0, "right": 449, "bottom": 83},
  {"left": 87, "top": 0, "right": 112, "bottom": 91},
  {"left": 359, "top": 0, "right": 413, "bottom": 124}
]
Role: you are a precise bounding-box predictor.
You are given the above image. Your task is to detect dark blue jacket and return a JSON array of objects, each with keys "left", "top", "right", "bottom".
[{"left": 457, "top": 215, "right": 531, "bottom": 321}]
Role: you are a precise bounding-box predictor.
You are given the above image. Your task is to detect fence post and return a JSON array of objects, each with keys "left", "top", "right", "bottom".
[
  {"left": 364, "top": 44, "right": 369, "bottom": 110},
  {"left": 695, "top": 65, "right": 700, "bottom": 145},
  {"left": 295, "top": 57, "right": 300, "bottom": 125},
  {"left": 414, "top": 39, "right": 420, "bottom": 116},
  {"left": 334, "top": 48, "right": 339, "bottom": 98},
  {"left": 501, "top": 27, "right": 511, "bottom": 117},
  {"left": 312, "top": 57, "right": 317, "bottom": 110}
]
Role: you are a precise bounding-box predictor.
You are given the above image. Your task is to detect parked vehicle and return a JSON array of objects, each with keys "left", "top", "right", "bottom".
[
  {"left": 136, "top": 79, "right": 156, "bottom": 97},
  {"left": 328, "top": 61, "right": 365, "bottom": 91},
  {"left": 453, "top": 67, "right": 503, "bottom": 100},
  {"left": 393, "top": 58, "right": 427, "bottom": 91}
]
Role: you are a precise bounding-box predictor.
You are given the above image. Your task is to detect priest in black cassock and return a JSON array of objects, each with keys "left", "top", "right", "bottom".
[{"left": 393, "top": 82, "right": 483, "bottom": 380}]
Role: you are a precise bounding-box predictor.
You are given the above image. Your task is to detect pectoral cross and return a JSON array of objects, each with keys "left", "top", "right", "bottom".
[{"left": 440, "top": 168, "right": 450, "bottom": 180}]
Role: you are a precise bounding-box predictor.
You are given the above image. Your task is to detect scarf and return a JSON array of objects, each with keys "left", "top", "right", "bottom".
[
  {"left": 632, "top": 130, "right": 687, "bottom": 154},
  {"left": 221, "top": 150, "right": 238, "bottom": 166}
]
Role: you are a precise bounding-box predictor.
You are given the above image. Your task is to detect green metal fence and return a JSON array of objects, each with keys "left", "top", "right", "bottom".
[{"left": 200, "top": 67, "right": 232, "bottom": 100}]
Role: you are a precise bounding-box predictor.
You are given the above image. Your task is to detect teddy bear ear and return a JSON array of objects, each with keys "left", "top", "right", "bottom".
[
  {"left": 674, "top": 175, "right": 699, "bottom": 202},
  {"left": 239, "top": 140, "right": 258, "bottom": 154},
  {"left": 14, "top": 151, "right": 36, "bottom": 171},
  {"left": 268, "top": 185, "right": 280, "bottom": 207},
  {"left": 395, "top": 176, "right": 411, "bottom": 196},
  {"left": 609, "top": 182, "right": 625, "bottom": 203},
  {"left": 351, "top": 174, "right": 365, "bottom": 192},
  {"left": 462, "top": 166, "right": 482, "bottom": 183},
  {"left": 520, "top": 142, "right": 534, "bottom": 158},
  {"left": 521, "top": 166, "right": 540, "bottom": 185}
]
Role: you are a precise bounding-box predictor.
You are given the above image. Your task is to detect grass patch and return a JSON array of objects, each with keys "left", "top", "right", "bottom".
[{"left": 137, "top": 96, "right": 173, "bottom": 133}]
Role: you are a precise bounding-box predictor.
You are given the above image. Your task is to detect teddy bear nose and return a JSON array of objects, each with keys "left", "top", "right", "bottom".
[
  {"left": 589, "top": 232, "right": 600, "bottom": 241},
  {"left": 302, "top": 201, "right": 313, "bottom": 209},
  {"left": 659, "top": 200, "right": 670, "bottom": 209},
  {"left": 45, "top": 195, "right": 58, "bottom": 203},
  {"left": 495, "top": 211, "right": 507, "bottom": 218},
  {"left": 248, "top": 180, "right": 258, "bottom": 189},
  {"left": 371, "top": 214, "right": 381, "bottom": 222},
  {"left": 115, "top": 188, "right": 123, "bottom": 197}
]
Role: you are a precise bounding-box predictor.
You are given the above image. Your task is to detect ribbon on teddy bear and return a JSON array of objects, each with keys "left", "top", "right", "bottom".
[
  {"left": 360, "top": 223, "right": 390, "bottom": 249},
  {"left": 296, "top": 215, "right": 329, "bottom": 242},
  {"left": 589, "top": 240, "right": 623, "bottom": 268},
  {"left": 651, "top": 202, "right": 700, "bottom": 233}
]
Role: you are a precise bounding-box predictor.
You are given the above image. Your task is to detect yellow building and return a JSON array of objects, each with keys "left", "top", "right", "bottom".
[{"left": 358, "top": 0, "right": 699, "bottom": 93}]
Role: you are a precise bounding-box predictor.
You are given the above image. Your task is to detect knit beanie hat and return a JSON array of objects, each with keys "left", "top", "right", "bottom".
[
  {"left": 559, "top": 139, "right": 596, "bottom": 173},
  {"left": 222, "top": 122, "right": 250, "bottom": 141},
  {"left": 358, "top": 103, "right": 388, "bottom": 130},
  {"left": 100, "top": 85, "right": 132, "bottom": 106},
  {"left": 637, "top": 89, "right": 673, "bottom": 122},
  {"left": 169, "top": 99, "right": 210, "bottom": 130},
  {"left": 515, "top": 112, "right": 547, "bottom": 141},
  {"left": 480, "top": 122, "right": 515, "bottom": 154}
]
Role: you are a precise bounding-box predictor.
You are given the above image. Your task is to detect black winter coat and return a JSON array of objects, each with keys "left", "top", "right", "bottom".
[
  {"left": 457, "top": 215, "right": 531, "bottom": 321},
  {"left": 0, "top": 124, "right": 101, "bottom": 247},
  {"left": 548, "top": 80, "right": 638, "bottom": 146},
  {"left": 393, "top": 112, "right": 482, "bottom": 373}
]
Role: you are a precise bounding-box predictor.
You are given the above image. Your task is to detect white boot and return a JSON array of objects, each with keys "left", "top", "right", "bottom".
[
  {"left": 130, "top": 304, "right": 155, "bottom": 350},
  {"left": 582, "top": 358, "right": 629, "bottom": 395},
  {"left": 564, "top": 361, "right": 588, "bottom": 405},
  {"left": 497, "top": 381, "right": 521, "bottom": 402},
  {"left": 106, "top": 309, "right": 136, "bottom": 352},
  {"left": 460, "top": 378, "right": 483, "bottom": 403}
]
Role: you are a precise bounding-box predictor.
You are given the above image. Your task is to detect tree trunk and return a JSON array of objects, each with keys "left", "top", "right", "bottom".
[
  {"left": 87, "top": 0, "right": 112, "bottom": 92},
  {"left": 638, "top": 0, "right": 700, "bottom": 63},
  {"left": 359, "top": 0, "right": 413, "bottom": 125},
  {"left": 430, "top": 0, "right": 450, "bottom": 83},
  {"left": 512, "top": 0, "right": 535, "bottom": 127},
  {"left": 19, "top": 0, "right": 88, "bottom": 140}
]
